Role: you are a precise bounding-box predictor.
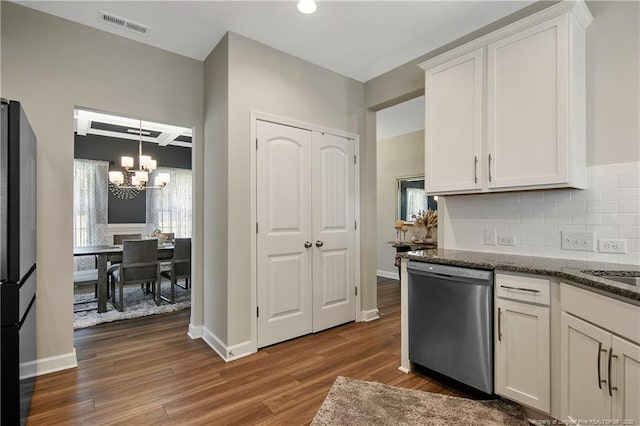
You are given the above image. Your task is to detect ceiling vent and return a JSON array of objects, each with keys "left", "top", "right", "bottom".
[{"left": 99, "top": 10, "right": 150, "bottom": 36}]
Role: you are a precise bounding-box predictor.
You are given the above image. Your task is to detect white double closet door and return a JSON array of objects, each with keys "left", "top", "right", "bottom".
[{"left": 256, "top": 120, "right": 356, "bottom": 348}]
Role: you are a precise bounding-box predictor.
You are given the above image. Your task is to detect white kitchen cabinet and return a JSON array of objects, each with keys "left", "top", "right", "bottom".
[
  {"left": 560, "top": 284, "right": 640, "bottom": 424},
  {"left": 419, "top": 1, "right": 592, "bottom": 195},
  {"left": 495, "top": 273, "right": 550, "bottom": 413},
  {"left": 425, "top": 49, "right": 483, "bottom": 194}
]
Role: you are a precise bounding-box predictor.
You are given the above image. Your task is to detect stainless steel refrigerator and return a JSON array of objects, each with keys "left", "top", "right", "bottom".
[{"left": 1, "top": 99, "right": 37, "bottom": 425}]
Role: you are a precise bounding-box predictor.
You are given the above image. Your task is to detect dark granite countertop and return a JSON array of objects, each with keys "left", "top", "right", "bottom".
[{"left": 406, "top": 248, "right": 640, "bottom": 305}]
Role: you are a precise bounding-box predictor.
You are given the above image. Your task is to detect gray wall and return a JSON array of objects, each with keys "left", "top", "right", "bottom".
[
  {"left": 74, "top": 133, "right": 192, "bottom": 223},
  {"left": 376, "top": 130, "right": 425, "bottom": 276},
  {"left": 1, "top": 2, "right": 204, "bottom": 367},
  {"left": 203, "top": 32, "right": 367, "bottom": 348}
]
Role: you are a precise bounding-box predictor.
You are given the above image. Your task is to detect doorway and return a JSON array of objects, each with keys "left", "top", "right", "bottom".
[{"left": 72, "top": 108, "right": 194, "bottom": 328}]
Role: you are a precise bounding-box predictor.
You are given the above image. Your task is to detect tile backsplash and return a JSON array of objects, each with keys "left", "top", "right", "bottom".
[{"left": 441, "top": 161, "right": 640, "bottom": 265}]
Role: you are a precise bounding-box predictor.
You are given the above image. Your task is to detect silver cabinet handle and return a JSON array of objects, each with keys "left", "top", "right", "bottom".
[
  {"left": 474, "top": 156, "right": 478, "bottom": 184},
  {"left": 304, "top": 241, "right": 312, "bottom": 248},
  {"left": 497, "top": 307, "right": 502, "bottom": 342},
  {"left": 315, "top": 240, "right": 324, "bottom": 248},
  {"left": 608, "top": 348, "right": 618, "bottom": 397},
  {"left": 488, "top": 153, "right": 493, "bottom": 183},
  {"left": 500, "top": 285, "right": 540, "bottom": 293},
  {"left": 598, "top": 342, "right": 607, "bottom": 389}
]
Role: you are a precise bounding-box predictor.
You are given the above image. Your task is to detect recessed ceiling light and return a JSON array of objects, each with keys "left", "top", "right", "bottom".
[{"left": 297, "top": 0, "right": 317, "bottom": 14}]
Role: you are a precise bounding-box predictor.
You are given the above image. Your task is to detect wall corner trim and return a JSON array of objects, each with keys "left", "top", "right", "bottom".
[
  {"left": 188, "top": 323, "right": 203, "bottom": 339},
  {"left": 37, "top": 349, "right": 78, "bottom": 376},
  {"left": 202, "top": 327, "right": 255, "bottom": 362},
  {"left": 360, "top": 308, "right": 380, "bottom": 322}
]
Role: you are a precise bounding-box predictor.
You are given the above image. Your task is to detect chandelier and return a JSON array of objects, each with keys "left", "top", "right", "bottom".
[{"left": 108, "top": 120, "right": 170, "bottom": 199}]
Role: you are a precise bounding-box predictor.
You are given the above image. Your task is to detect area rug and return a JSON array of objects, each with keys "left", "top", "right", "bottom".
[
  {"left": 73, "top": 283, "right": 191, "bottom": 329},
  {"left": 312, "top": 376, "right": 528, "bottom": 426}
]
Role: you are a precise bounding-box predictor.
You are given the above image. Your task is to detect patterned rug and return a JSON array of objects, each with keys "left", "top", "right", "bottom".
[
  {"left": 73, "top": 281, "right": 191, "bottom": 329},
  {"left": 312, "top": 376, "right": 528, "bottom": 426}
]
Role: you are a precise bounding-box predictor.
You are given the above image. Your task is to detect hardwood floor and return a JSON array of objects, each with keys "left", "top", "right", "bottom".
[{"left": 28, "top": 278, "right": 466, "bottom": 425}]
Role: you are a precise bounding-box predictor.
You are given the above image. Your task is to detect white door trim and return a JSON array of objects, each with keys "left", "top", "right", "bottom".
[{"left": 250, "top": 111, "right": 361, "bottom": 354}]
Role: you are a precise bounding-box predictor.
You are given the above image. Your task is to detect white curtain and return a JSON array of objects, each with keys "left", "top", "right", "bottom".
[
  {"left": 146, "top": 167, "right": 192, "bottom": 238},
  {"left": 73, "top": 159, "right": 109, "bottom": 270},
  {"left": 405, "top": 188, "right": 426, "bottom": 221}
]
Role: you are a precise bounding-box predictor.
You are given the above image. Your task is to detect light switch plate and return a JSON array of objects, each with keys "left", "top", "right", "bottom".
[
  {"left": 485, "top": 229, "right": 497, "bottom": 245},
  {"left": 561, "top": 231, "right": 596, "bottom": 252}
]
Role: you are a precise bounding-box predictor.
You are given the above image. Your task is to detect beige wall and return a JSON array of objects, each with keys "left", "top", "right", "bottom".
[
  {"left": 376, "top": 131, "right": 425, "bottom": 276},
  {"left": 204, "top": 33, "right": 367, "bottom": 348},
  {"left": 1, "top": 3, "right": 204, "bottom": 366},
  {"left": 586, "top": 1, "right": 640, "bottom": 164},
  {"left": 203, "top": 35, "right": 229, "bottom": 342}
]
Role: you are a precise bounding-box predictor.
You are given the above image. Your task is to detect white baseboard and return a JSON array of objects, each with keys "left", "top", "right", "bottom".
[
  {"left": 360, "top": 308, "right": 380, "bottom": 322},
  {"left": 377, "top": 269, "right": 399, "bottom": 280},
  {"left": 202, "top": 327, "right": 255, "bottom": 362},
  {"left": 37, "top": 349, "right": 78, "bottom": 376},
  {"left": 188, "top": 323, "right": 203, "bottom": 339},
  {"left": 398, "top": 366, "right": 411, "bottom": 374}
]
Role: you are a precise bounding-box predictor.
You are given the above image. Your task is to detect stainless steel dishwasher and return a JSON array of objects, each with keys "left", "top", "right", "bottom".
[{"left": 408, "top": 261, "right": 494, "bottom": 395}]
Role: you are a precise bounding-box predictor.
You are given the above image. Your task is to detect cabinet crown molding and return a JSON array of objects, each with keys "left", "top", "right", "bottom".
[{"left": 418, "top": 0, "right": 593, "bottom": 72}]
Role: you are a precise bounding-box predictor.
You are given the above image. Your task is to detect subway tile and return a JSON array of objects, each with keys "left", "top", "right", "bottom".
[
  {"left": 558, "top": 250, "right": 587, "bottom": 261},
  {"left": 531, "top": 246, "right": 558, "bottom": 258},
  {"left": 602, "top": 213, "right": 639, "bottom": 226},
  {"left": 601, "top": 188, "right": 640, "bottom": 201},
  {"left": 545, "top": 235, "right": 561, "bottom": 247},
  {"left": 544, "top": 190, "right": 572, "bottom": 203},
  {"left": 558, "top": 224, "right": 587, "bottom": 233},
  {"left": 619, "top": 226, "right": 640, "bottom": 239},
  {"left": 586, "top": 201, "right": 617, "bottom": 213},
  {"left": 586, "top": 175, "right": 617, "bottom": 189},
  {"left": 559, "top": 202, "right": 586, "bottom": 213},
  {"left": 571, "top": 213, "right": 601, "bottom": 225},
  {"left": 520, "top": 192, "right": 545, "bottom": 203},
  {"left": 544, "top": 213, "right": 571, "bottom": 224},
  {"left": 586, "top": 252, "right": 619, "bottom": 263},
  {"left": 509, "top": 224, "right": 533, "bottom": 234},
  {"left": 508, "top": 204, "right": 532, "bottom": 214},
  {"left": 617, "top": 174, "right": 640, "bottom": 188},
  {"left": 520, "top": 234, "right": 545, "bottom": 246},
  {"left": 618, "top": 200, "right": 640, "bottom": 213},
  {"left": 509, "top": 246, "right": 532, "bottom": 256},
  {"left": 520, "top": 213, "right": 545, "bottom": 224},
  {"left": 533, "top": 203, "right": 558, "bottom": 214},
  {"left": 532, "top": 224, "right": 558, "bottom": 235},
  {"left": 571, "top": 189, "right": 602, "bottom": 202},
  {"left": 587, "top": 225, "right": 618, "bottom": 237}
]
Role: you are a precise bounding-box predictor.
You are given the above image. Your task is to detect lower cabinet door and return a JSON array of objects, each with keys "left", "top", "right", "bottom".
[
  {"left": 495, "top": 299, "right": 550, "bottom": 412},
  {"left": 612, "top": 336, "right": 640, "bottom": 424},
  {"left": 560, "top": 312, "right": 612, "bottom": 422}
]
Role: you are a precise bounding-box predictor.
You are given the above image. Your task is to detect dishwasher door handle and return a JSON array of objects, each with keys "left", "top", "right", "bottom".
[{"left": 500, "top": 285, "right": 540, "bottom": 293}]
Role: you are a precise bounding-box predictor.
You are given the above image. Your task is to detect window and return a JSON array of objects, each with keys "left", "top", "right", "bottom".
[
  {"left": 73, "top": 159, "right": 109, "bottom": 270},
  {"left": 146, "top": 167, "right": 192, "bottom": 237}
]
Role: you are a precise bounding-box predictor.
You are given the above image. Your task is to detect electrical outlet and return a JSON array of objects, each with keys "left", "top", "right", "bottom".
[
  {"left": 598, "top": 239, "right": 627, "bottom": 254},
  {"left": 498, "top": 234, "right": 516, "bottom": 246},
  {"left": 561, "top": 231, "right": 596, "bottom": 252},
  {"left": 485, "top": 229, "right": 497, "bottom": 245}
]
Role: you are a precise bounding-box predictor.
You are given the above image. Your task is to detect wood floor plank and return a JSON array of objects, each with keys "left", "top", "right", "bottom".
[{"left": 28, "top": 278, "right": 469, "bottom": 425}]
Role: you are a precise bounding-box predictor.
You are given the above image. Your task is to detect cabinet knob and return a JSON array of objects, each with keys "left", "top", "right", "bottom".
[
  {"left": 304, "top": 241, "right": 312, "bottom": 248},
  {"left": 315, "top": 240, "right": 324, "bottom": 248}
]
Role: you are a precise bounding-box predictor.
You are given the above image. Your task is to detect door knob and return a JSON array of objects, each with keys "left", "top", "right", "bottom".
[
  {"left": 315, "top": 240, "right": 324, "bottom": 248},
  {"left": 304, "top": 241, "right": 312, "bottom": 248}
]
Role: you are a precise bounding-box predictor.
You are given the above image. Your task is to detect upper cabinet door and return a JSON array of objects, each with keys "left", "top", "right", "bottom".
[
  {"left": 425, "top": 48, "right": 484, "bottom": 194},
  {"left": 486, "top": 16, "right": 570, "bottom": 189}
]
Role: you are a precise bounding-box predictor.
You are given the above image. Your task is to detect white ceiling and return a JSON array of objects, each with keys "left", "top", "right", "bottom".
[{"left": 15, "top": 0, "right": 535, "bottom": 82}]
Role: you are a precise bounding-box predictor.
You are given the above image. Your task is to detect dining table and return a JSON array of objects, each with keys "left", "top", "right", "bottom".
[{"left": 73, "top": 243, "right": 174, "bottom": 313}]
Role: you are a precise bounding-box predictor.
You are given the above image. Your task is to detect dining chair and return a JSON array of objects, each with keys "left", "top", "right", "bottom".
[
  {"left": 73, "top": 269, "right": 98, "bottom": 313},
  {"left": 108, "top": 233, "right": 143, "bottom": 285},
  {"left": 160, "top": 238, "right": 191, "bottom": 303},
  {"left": 110, "top": 239, "right": 161, "bottom": 312}
]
